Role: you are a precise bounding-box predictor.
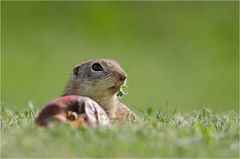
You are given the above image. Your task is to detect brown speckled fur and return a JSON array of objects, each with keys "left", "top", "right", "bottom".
[{"left": 63, "top": 59, "right": 137, "bottom": 122}]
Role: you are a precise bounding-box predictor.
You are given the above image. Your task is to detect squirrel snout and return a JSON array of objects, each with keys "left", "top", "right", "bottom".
[
  {"left": 119, "top": 76, "right": 126, "bottom": 82},
  {"left": 119, "top": 74, "right": 127, "bottom": 82}
]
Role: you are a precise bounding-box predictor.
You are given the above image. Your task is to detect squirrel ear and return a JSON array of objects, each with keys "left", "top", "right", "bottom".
[{"left": 73, "top": 65, "right": 81, "bottom": 75}]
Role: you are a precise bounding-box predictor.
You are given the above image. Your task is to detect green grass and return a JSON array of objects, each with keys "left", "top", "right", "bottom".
[
  {"left": 1, "top": 105, "right": 239, "bottom": 158},
  {"left": 1, "top": 2, "right": 238, "bottom": 157}
]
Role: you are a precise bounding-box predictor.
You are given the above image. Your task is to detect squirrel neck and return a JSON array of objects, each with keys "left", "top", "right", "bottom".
[{"left": 93, "top": 95, "right": 118, "bottom": 118}]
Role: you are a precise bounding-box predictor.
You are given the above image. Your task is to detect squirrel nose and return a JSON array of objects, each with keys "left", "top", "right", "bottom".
[{"left": 119, "top": 74, "right": 127, "bottom": 82}]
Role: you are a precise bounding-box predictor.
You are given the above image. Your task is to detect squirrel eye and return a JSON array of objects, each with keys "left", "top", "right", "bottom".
[{"left": 91, "top": 63, "right": 103, "bottom": 71}]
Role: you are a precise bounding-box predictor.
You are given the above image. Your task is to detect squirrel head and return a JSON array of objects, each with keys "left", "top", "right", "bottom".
[{"left": 64, "top": 59, "right": 127, "bottom": 100}]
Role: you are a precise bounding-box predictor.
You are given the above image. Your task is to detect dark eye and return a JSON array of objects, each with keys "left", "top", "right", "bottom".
[{"left": 91, "top": 63, "right": 103, "bottom": 71}]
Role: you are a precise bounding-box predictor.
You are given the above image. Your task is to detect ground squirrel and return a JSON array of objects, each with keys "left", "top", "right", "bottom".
[{"left": 63, "top": 59, "right": 137, "bottom": 122}]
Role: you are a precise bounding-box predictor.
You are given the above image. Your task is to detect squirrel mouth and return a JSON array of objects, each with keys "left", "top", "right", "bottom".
[
  {"left": 109, "top": 86, "right": 118, "bottom": 90},
  {"left": 108, "top": 81, "right": 125, "bottom": 92},
  {"left": 108, "top": 85, "right": 120, "bottom": 91}
]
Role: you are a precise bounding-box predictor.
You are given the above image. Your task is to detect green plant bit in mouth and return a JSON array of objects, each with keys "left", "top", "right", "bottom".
[{"left": 117, "top": 85, "right": 128, "bottom": 97}]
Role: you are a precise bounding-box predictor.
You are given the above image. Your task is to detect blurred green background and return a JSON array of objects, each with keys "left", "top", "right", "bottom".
[{"left": 1, "top": 1, "right": 239, "bottom": 112}]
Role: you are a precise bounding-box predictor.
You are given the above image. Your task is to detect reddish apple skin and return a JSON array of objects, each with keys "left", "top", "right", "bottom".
[
  {"left": 35, "top": 95, "right": 79, "bottom": 127},
  {"left": 35, "top": 95, "right": 110, "bottom": 128}
]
